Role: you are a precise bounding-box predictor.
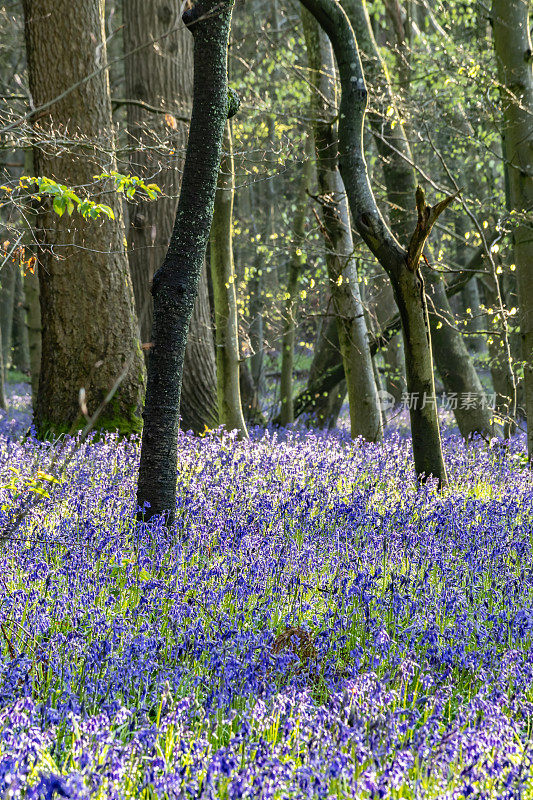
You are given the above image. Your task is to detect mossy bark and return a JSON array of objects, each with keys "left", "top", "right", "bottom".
[
  {"left": 137, "top": 0, "right": 234, "bottom": 523},
  {"left": 22, "top": 0, "right": 145, "bottom": 437},
  {"left": 210, "top": 122, "right": 248, "bottom": 436}
]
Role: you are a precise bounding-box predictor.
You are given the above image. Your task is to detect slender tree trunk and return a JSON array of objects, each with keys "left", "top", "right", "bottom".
[
  {"left": 248, "top": 182, "right": 266, "bottom": 396},
  {"left": 455, "top": 215, "right": 486, "bottom": 355},
  {"left": 0, "top": 326, "right": 6, "bottom": 411},
  {"left": 307, "top": 314, "right": 347, "bottom": 427},
  {"left": 11, "top": 265, "right": 30, "bottom": 374},
  {"left": 239, "top": 359, "right": 265, "bottom": 425},
  {"left": 210, "top": 122, "right": 247, "bottom": 436},
  {"left": 0, "top": 263, "right": 16, "bottom": 376},
  {"left": 24, "top": 265, "right": 40, "bottom": 404},
  {"left": 299, "top": 0, "right": 448, "bottom": 485},
  {"left": 302, "top": 11, "right": 383, "bottom": 441},
  {"left": 23, "top": 0, "right": 145, "bottom": 436},
  {"left": 279, "top": 148, "right": 310, "bottom": 425},
  {"left": 290, "top": 243, "right": 494, "bottom": 421},
  {"left": 344, "top": 0, "right": 492, "bottom": 439},
  {"left": 492, "top": 0, "right": 533, "bottom": 453},
  {"left": 136, "top": 0, "right": 234, "bottom": 523},
  {"left": 123, "top": 0, "right": 218, "bottom": 434}
]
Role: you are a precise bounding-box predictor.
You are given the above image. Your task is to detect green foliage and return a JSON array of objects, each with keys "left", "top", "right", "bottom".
[
  {"left": 14, "top": 176, "right": 115, "bottom": 220},
  {"left": 94, "top": 171, "right": 162, "bottom": 201}
]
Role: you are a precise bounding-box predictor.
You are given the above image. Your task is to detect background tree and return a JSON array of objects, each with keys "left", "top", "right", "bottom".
[
  {"left": 210, "top": 121, "right": 248, "bottom": 436},
  {"left": 22, "top": 0, "right": 145, "bottom": 436},
  {"left": 123, "top": 0, "right": 218, "bottom": 434},
  {"left": 492, "top": 0, "right": 533, "bottom": 453}
]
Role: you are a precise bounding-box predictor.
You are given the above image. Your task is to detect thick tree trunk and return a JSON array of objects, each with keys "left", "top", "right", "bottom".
[
  {"left": 492, "top": 0, "right": 533, "bottom": 453},
  {"left": 23, "top": 0, "right": 145, "bottom": 436},
  {"left": 298, "top": 0, "right": 447, "bottom": 485},
  {"left": 279, "top": 150, "right": 310, "bottom": 425},
  {"left": 11, "top": 265, "right": 30, "bottom": 374},
  {"left": 210, "top": 122, "right": 247, "bottom": 436},
  {"left": 136, "top": 0, "right": 234, "bottom": 523},
  {"left": 302, "top": 12, "right": 383, "bottom": 441},
  {"left": 123, "top": 0, "right": 218, "bottom": 434}
]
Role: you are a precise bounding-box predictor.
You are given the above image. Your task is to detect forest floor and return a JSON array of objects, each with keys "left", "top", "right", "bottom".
[{"left": 0, "top": 384, "right": 531, "bottom": 798}]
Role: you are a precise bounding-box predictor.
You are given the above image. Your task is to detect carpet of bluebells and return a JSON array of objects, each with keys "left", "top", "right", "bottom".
[{"left": 0, "top": 385, "right": 532, "bottom": 798}]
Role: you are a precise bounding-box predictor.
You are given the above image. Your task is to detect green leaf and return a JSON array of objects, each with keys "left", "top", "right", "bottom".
[{"left": 53, "top": 196, "right": 66, "bottom": 217}]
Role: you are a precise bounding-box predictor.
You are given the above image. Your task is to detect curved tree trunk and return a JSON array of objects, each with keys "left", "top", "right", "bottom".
[
  {"left": 302, "top": 11, "right": 383, "bottom": 441},
  {"left": 23, "top": 0, "right": 145, "bottom": 436},
  {"left": 210, "top": 122, "right": 248, "bottom": 436},
  {"left": 344, "top": 0, "right": 492, "bottom": 439},
  {"left": 137, "top": 0, "right": 234, "bottom": 523},
  {"left": 123, "top": 0, "right": 218, "bottom": 434},
  {"left": 492, "top": 0, "right": 533, "bottom": 453},
  {"left": 299, "top": 0, "right": 448, "bottom": 485}
]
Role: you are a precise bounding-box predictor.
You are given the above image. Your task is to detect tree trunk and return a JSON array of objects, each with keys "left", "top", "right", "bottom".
[
  {"left": 24, "top": 265, "right": 41, "bottom": 405},
  {"left": 0, "top": 262, "right": 16, "bottom": 376},
  {"left": 302, "top": 11, "right": 383, "bottom": 441},
  {"left": 210, "top": 122, "right": 247, "bottom": 436},
  {"left": 307, "top": 314, "right": 347, "bottom": 427},
  {"left": 136, "top": 0, "right": 234, "bottom": 523},
  {"left": 298, "top": 0, "right": 448, "bottom": 486},
  {"left": 492, "top": 0, "right": 533, "bottom": 453},
  {"left": 290, "top": 243, "right": 495, "bottom": 421},
  {"left": 23, "top": 0, "right": 145, "bottom": 436},
  {"left": 345, "top": 0, "right": 492, "bottom": 439},
  {"left": 279, "top": 147, "right": 310, "bottom": 425},
  {"left": 123, "top": 0, "right": 218, "bottom": 434},
  {"left": 11, "top": 264, "right": 30, "bottom": 374},
  {"left": 239, "top": 359, "right": 265, "bottom": 425}
]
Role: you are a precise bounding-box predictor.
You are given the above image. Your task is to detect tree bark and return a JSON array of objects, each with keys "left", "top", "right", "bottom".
[
  {"left": 302, "top": 11, "right": 383, "bottom": 441},
  {"left": 279, "top": 146, "right": 310, "bottom": 425},
  {"left": 492, "top": 0, "right": 533, "bottom": 453},
  {"left": 24, "top": 265, "right": 41, "bottom": 405},
  {"left": 289, "top": 243, "right": 494, "bottom": 421},
  {"left": 11, "top": 264, "right": 30, "bottom": 374},
  {"left": 136, "top": 0, "right": 234, "bottom": 523},
  {"left": 307, "top": 314, "right": 347, "bottom": 427},
  {"left": 0, "top": 263, "right": 16, "bottom": 376},
  {"left": 210, "top": 122, "right": 248, "bottom": 435},
  {"left": 344, "top": 0, "right": 492, "bottom": 439},
  {"left": 123, "top": 0, "right": 218, "bottom": 434},
  {"left": 22, "top": 0, "right": 145, "bottom": 436},
  {"left": 298, "top": 0, "right": 448, "bottom": 485}
]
